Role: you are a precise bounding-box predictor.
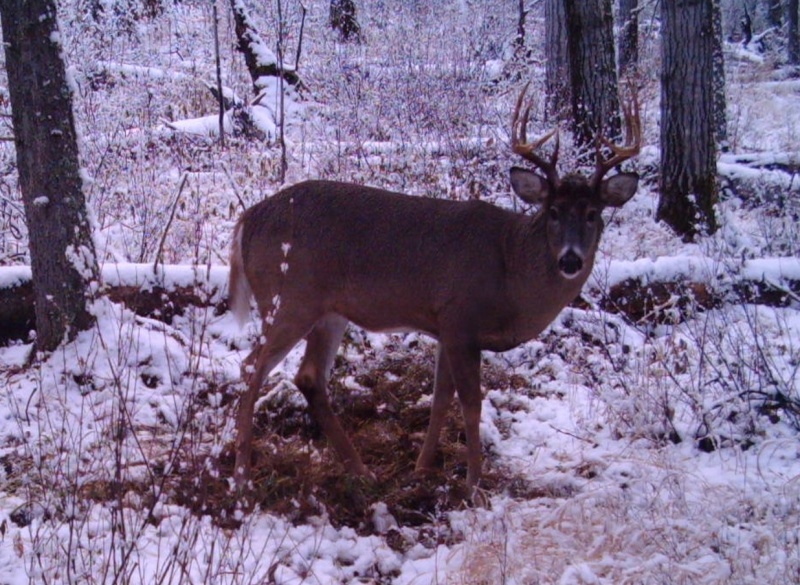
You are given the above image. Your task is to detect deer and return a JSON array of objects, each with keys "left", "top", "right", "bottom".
[{"left": 228, "top": 84, "right": 641, "bottom": 495}]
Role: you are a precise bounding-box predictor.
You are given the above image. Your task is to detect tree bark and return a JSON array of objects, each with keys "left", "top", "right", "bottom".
[
  {"left": 618, "top": 0, "right": 639, "bottom": 79},
  {"left": 564, "top": 0, "right": 620, "bottom": 149},
  {"left": 330, "top": 0, "right": 362, "bottom": 43},
  {"left": 545, "top": 0, "right": 570, "bottom": 120},
  {"left": 766, "top": 0, "right": 783, "bottom": 28},
  {"left": 658, "top": 0, "right": 719, "bottom": 240},
  {"left": 789, "top": 0, "right": 799, "bottom": 65},
  {"left": 712, "top": 0, "right": 728, "bottom": 149},
  {"left": 0, "top": 0, "right": 99, "bottom": 352}
]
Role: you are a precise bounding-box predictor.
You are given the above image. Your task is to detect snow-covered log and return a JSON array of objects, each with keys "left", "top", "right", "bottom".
[
  {"left": 718, "top": 152, "right": 800, "bottom": 208},
  {"left": 590, "top": 256, "right": 800, "bottom": 323},
  {"left": 0, "top": 264, "right": 229, "bottom": 344},
  {"left": 719, "top": 151, "right": 800, "bottom": 175},
  {"left": 1, "top": 258, "right": 798, "bottom": 344}
]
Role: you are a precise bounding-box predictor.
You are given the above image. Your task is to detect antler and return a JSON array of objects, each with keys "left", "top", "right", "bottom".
[
  {"left": 590, "top": 90, "right": 642, "bottom": 188},
  {"left": 511, "top": 82, "right": 560, "bottom": 187}
]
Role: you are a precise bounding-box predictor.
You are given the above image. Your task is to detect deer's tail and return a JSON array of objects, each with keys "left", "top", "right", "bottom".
[{"left": 228, "top": 219, "right": 253, "bottom": 328}]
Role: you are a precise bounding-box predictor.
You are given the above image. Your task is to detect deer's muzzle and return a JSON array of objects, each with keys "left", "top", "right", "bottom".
[{"left": 558, "top": 249, "right": 584, "bottom": 278}]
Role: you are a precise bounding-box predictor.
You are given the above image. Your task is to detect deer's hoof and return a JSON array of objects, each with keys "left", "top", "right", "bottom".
[
  {"left": 358, "top": 467, "right": 378, "bottom": 483},
  {"left": 468, "top": 485, "right": 491, "bottom": 509},
  {"left": 413, "top": 462, "right": 441, "bottom": 477}
]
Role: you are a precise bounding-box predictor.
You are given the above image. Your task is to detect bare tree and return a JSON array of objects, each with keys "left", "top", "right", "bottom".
[
  {"left": 0, "top": 0, "right": 99, "bottom": 351},
  {"left": 740, "top": 4, "right": 754, "bottom": 46},
  {"left": 330, "top": 0, "right": 361, "bottom": 43},
  {"left": 713, "top": 0, "right": 728, "bottom": 149},
  {"left": 513, "top": 0, "right": 529, "bottom": 59},
  {"left": 658, "top": 0, "right": 719, "bottom": 239},
  {"left": 789, "top": 0, "right": 799, "bottom": 65},
  {"left": 564, "top": 0, "right": 620, "bottom": 149},
  {"left": 545, "top": 0, "right": 570, "bottom": 119},
  {"left": 226, "top": 0, "right": 303, "bottom": 161},
  {"left": 618, "top": 0, "right": 639, "bottom": 79}
]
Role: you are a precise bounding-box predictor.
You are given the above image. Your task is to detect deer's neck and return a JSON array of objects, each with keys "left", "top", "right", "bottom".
[{"left": 503, "top": 214, "right": 597, "bottom": 338}]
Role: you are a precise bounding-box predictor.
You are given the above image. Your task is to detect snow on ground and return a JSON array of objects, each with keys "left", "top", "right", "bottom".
[
  {"left": 1, "top": 271, "right": 797, "bottom": 584},
  {"left": 1, "top": 2, "right": 800, "bottom": 584}
]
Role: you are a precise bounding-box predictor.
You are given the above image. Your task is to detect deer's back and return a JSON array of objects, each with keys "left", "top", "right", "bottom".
[{"left": 238, "top": 181, "right": 524, "bottom": 337}]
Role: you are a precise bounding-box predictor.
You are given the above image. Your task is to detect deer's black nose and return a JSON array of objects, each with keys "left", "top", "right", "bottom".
[{"left": 558, "top": 250, "right": 583, "bottom": 276}]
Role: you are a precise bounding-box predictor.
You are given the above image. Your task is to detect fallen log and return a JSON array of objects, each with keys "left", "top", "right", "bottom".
[
  {"left": 587, "top": 256, "right": 800, "bottom": 324},
  {"left": 1, "top": 258, "right": 798, "bottom": 344},
  {"left": 717, "top": 152, "right": 800, "bottom": 210},
  {"left": 0, "top": 264, "right": 229, "bottom": 344}
]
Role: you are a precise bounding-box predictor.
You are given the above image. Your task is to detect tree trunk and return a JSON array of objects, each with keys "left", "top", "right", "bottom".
[
  {"left": 564, "top": 0, "right": 620, "bottom": 150},
  {"left": 330, "top": 0, "right": 361, "bottom": 43},
  {"left": 740, "top": 5, "right": 753, "bottom": 46},
  {"left": 513, "top": 0, "right": 528, "bottom": 59},
  {"left": 658, "top": 0, "right": 719, "bottom": 240},
  {"left": 789, "top": 0, "right": 799, "bottom": 65},
  {"left": 618, "top": 0, "right": 639, "bottom": 79},
  {"left": 545, "top": 0, "right": 570, "bottom": 120},
  {"left": 766, "top": 0, "right": 783, "bottom": 28},
  {"left": 0, "top": 0, "right": 99, "bottom": 352},
  {"left": 712, "top": 0, "right": 728, "bottom": 150}
]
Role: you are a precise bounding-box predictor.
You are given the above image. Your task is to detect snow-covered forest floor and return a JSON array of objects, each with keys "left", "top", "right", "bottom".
[{"left": 1, "top": 1, "right": 799, "bottom": 583}]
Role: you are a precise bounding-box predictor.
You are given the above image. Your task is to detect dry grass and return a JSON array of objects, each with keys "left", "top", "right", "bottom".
[{"left": 172, "top": 337, "right": 521, "bottom": 530}]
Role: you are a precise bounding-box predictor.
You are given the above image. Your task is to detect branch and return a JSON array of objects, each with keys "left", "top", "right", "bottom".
[{"left": 229, "top": 0, "right": 302, "bottom": 93}]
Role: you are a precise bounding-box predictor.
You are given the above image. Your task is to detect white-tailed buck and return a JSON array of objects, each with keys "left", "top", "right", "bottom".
[{"left": 229, "top": 84, "right": 641, "bottom": 493}]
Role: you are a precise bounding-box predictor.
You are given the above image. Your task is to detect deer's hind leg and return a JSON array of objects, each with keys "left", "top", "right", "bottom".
[
  {"left": 235, "top": 314, "right": 316, "bottom": 488},
  {"left": 294, "top": 314, "right": 370, "bottom": 477}
]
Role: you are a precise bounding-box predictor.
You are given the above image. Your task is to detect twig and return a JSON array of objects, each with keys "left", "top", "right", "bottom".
[
  {"left": 548, "top": 424, "right": 596, "bottom": 444},
  {"left": 276, "top": 0, "right": 288, "bottom": 182},
  {"left": 213, "top": 1, "right": 226, "bottom": 147},
  {"left": 219, "top": 162, "right": 247, "bottom": 212},
  {"left": 153, "top": 173, "right": 189, "bottom": 275},
  {"left": 295, "top": 3, "right": 307, "bottom": 72}
]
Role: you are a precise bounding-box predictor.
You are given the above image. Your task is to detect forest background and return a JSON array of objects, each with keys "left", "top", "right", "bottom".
[{"left": 0, "top": 1, "right": 799, "bottom": 583}]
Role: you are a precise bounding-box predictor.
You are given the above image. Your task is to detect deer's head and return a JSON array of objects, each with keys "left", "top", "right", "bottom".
[{"left": 509, "top": 84, "right": 641, "bottom": 279}]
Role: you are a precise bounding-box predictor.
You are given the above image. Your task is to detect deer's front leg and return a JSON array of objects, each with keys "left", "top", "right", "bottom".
[
  {"left": 443, "top": 342, "right": 483, "bottom": 490},
  {"left": 415, "top": 344, "right": 457, "bottom": 474}
]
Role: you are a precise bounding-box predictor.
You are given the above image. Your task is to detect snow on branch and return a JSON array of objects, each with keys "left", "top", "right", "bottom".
[
  {"left": 230, "top": 0, "right": 301, "bottom": 92},
  {"left": 92, "top": 61, "right": 194, "bottom": 84},
  {"left": 161, "top": 2, "right": 305, "bottom": 142}
]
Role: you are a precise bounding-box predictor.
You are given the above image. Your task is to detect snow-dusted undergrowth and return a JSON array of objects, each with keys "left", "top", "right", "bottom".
[{"left": 1, "top": 1, "right": 799, "bottom": 584}]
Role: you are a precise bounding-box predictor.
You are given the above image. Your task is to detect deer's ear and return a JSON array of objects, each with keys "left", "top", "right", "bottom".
[
  {"left": 510, "top": 167, "right": 550, "bottom": 205},
  {"left": 600, "top": 172, "right": 638, "bottom": 207}
]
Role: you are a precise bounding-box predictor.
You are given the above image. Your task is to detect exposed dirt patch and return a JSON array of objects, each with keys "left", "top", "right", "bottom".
[{"left": 183, "top": 337, "right": 518, "bottom": 529}]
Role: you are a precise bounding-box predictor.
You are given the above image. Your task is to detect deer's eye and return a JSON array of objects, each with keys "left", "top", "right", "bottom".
[{"left": 586, "top": 210, "right": 598, "bottom": 224}]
